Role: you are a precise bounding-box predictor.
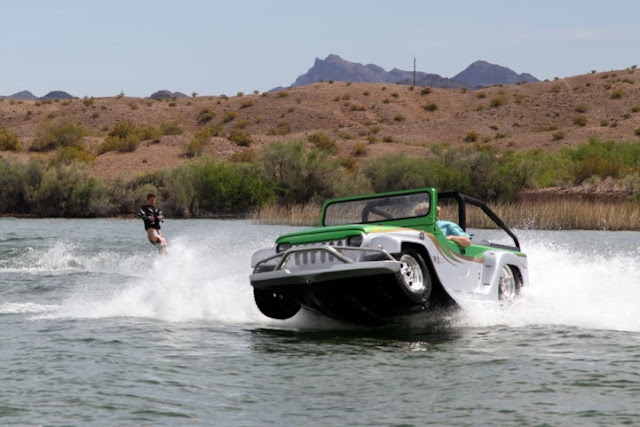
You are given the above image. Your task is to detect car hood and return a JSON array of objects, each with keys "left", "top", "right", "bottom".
[{"left": 275, "top": 224, "right": 405, "bottom": 245}]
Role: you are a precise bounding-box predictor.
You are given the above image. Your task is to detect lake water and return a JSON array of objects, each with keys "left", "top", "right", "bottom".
[{"left": 1, "top": 218, "right": 640, "bottom": 425}]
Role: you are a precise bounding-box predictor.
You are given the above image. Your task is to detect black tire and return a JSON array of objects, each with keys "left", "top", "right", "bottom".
[
  {"left": 498, "top": 265, "right": 520, "bottom": 302},
  {"left": 395, "top": 249, "right": 432, "bottom": 304},
  {"left": 253, "top": 289, "right": 301, "bottom": 320}
]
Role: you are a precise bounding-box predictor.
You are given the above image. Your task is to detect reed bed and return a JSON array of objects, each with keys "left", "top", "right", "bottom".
[
  {"left": 255, "top": 200, "right": 640, "bottom": 230},
  {"left": 253, "top": 203, "right": 322, "bottom": 226}
]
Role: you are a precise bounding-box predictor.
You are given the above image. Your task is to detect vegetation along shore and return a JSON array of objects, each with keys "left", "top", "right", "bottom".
[{"left": 2, "top": 67, "right": 640, "bottom": 229}]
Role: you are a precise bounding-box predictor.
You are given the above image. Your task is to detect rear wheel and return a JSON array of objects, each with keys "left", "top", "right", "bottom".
[
  {"left": 396, "top": 249, "right": 431, "bottom": 304},
  {"left": 253, "top": 289, "right": 301, "bottom": 320},
  {"left": 498, "top": 265, "right": 519, "bottom": 302}
]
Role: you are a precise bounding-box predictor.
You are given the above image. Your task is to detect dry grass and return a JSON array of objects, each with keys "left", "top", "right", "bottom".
[
  {"left": 254, "top": 200, "right": 640, "bottom": 230},
  {"left": 253, "top": 203, "right": 322, "bottom": 226}
]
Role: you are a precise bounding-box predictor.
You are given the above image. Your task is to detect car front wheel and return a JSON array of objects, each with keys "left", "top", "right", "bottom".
[
  {"left": 253, "top": 289, "right": 301, "bottom": 320},
  {"left": 396, "top": 249, "right": 432, "bottom": 304}
]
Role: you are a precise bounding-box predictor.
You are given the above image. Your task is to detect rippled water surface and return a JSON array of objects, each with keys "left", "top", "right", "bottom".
[{"left": 1, "top": 218, "right": 640, "bottom": 425}]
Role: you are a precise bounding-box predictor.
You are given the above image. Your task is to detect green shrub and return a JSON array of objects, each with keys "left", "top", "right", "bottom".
[
  {"left": 423, "top": 103, "right": 438, "bottom": 112},
  {"left": 228, "top": 129, "right": 252, "bottom": 146},
  {"left": 350, "top": 103, "right": 367, "bottom": 111},
  {"left": 228, "top": 148, "right": 256, "bottom": 163},
  {"left": 352, "top": 143, "right": 368, "bottom": 156},
  {"left": 420, "top": 87, "right": 432, "bottom": 95},
  {"left": 382, "top": 136, "right": 394, "bottom": 143},
  {"left": 600, "top": 120, "right": 609, "bottom": 127},
  {"left": 235, "top": 119, "right": 249, "bottom": 129},
  {"left": 552, "top": 131, "right": 565, "bottom": 141},
  {"left": 307, "top": 132, "right": 337, "bottom": 153},
  {"left": 197, "top": 108, "right": 216, "bottom": 125},
  {"left": 634, "top": 128, "right": 640, "bottom": 137},
  {"left": 267, "top": 120, "right": 291, "bottom": 136},
  {"left": 573, "top": 115, "right": 588, "bottom": 127},
  {"left": 240, "top": 100, "right": 254, "bottom": 109},
  {"left": 550, "top": 85, "right": 561, "bottom": 93},
  {"left": 0, "top": 157, "right": 44, "bottom": 213},
  {"left": 160, "top": 121, "right": 184, "bottom": 135},
  {"left": 476, "top": 92, "right": 487, "bottom": 99},
  {"left": 30, "top": 120, "right": 87, "bottom": 152},
  {"left": 140, "top": 126, "right": 162, "bottom": 141},
  {"left": 337, "top": 130, "right": 354, "bottom": 140},
  {"left": 631, "top": 106, "right": 640, "bottom": 113},
  {"left": 222, "top": 110, "right": 237, "bottom": 123},
  {"left": 610, "top": 89, "right": 626, "bottom": 99},
  {"left": 97, "top": 137, "right": 139, "bottom": 154},
  {"left": 183, "top": 128, "right": 210, "bottom": 158},
  {"left": 82, "top": 97, "right": 94, "bottom": 107},
  {"left": 49, "top": 146, "right": 95, "bottom": 166},
  {"left": 276, "top": 91, "right": 289, "bottom": 98},
  {"left": 464, "top": 131, "right": 478, "bottom": 142},
  {"left": 0, "top": 127, "right": 21, "bottom": 151},
  {"left": 489, "top": 96, "right": 508, "bottom": 107},
  {"left": 574, "top": 105, "right": 588, "bottom": 113},
  {"left": 393, "top": 114, "right": 406, "bottom": 122}
]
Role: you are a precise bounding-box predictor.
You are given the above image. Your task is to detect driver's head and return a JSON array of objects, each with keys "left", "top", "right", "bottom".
[{"left": 147, "top": 193, "right": 157, "bottom": 206}]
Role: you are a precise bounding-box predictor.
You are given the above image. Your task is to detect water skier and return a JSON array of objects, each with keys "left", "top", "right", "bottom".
[{"left": 140, "top": 193, "right": 168, "bottom": 253}]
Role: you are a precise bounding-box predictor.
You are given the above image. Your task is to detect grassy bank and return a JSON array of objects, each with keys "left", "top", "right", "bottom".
[{"left": 253, "top": 199, "right": 640, "bottom": 231}]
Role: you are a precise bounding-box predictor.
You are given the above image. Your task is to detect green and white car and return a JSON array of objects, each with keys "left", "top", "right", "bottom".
[{"left": 250, "top": 188, "right": 528, "bottom": 325}]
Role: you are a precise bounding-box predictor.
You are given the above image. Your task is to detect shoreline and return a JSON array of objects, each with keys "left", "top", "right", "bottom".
[{"left": 3, "top": 199, "right": 640, "bottom": 231}]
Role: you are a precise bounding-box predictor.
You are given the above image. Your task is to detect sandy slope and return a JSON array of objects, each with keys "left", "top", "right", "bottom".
[{"left": 1, "top": 68, "right": 639, "bottom": 179}]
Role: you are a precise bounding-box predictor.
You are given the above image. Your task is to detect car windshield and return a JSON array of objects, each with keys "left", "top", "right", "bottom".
[{"left": 323, "top": 192, "right": 431, "bottom": 226}]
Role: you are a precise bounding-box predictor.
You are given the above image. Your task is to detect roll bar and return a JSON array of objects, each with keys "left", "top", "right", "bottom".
[{"left": 438, "top": 191, "right": 521, "bottom": 251}]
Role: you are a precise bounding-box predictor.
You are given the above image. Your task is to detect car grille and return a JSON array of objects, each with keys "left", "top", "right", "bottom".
[{"left": 287, "top": 240, "right": 347, "bottom": 270}]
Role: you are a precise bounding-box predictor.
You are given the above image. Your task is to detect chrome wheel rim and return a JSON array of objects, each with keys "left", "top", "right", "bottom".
[
  {"left": 399, "top": 254, "right": 424, "bottom": 293},
  {"left": 499, "top": 265, "right": 517, "bottom": 301}
]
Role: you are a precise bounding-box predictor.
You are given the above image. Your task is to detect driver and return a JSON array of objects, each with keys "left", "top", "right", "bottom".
[{"left": 436, "top": 206, "right": 471, "bottom": 247}]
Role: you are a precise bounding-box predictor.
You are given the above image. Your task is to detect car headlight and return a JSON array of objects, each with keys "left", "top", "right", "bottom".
[
  {"left": 276, "top": 243, "right": 292, "bottom": 253},
  {"left": 347, "top": 235, "right": 363, "bottom": 247}
]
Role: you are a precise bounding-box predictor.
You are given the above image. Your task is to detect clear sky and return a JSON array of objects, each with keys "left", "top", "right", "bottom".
[{"left": 1, "top": 0, "right": 639, "bottom": 98}]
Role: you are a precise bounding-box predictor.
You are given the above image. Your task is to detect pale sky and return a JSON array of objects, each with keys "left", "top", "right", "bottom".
[{"left": 1, "top": 0, "right": 639, "bottom": 97}]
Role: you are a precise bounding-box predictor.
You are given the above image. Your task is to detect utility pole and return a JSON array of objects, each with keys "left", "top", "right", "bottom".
[{"left": 413, "top": 57, "right": 416, "bottom": 86}]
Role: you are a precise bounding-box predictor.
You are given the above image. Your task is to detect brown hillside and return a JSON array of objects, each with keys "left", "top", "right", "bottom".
[{"left": 1, "top": 69, "right": 640, "bottom": 179}]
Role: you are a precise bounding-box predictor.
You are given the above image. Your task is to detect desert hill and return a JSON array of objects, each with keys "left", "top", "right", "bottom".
[
  {"left": 288, "top": 54, "right": 465, "bottom": 89},
  {"left": 453, "top": 60, "right": 539, "bottom": 88},
  {"left": 1, "top": 67, "right": 639, "bottom": 179}
]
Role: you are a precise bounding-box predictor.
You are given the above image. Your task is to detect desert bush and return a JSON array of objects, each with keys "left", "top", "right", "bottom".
[
  {"left": 240, "top": 100, "right": 254, "bottom": 109},
  {"left": 550, "top": 85, "right": 561, "bottom": 93},
  {"left": 634, "top": 128, "right": 640, "bottom": 137},
  {"left": 574, "top": 105, "right": 588, "bottom": 113},
  {"left": 183, "top": 128, "right": 210, "bottom": 158},
  {"left": 393, "top": 114, "right": 406, "bottom": 122},
  {"left": 382, "top": 136, "right": 394, "bottom": 143},
  {"left": 631, "top": 106, "right": 640, "bottom": 113},
  {"left": 601, "top": 120, "right": 610, "bottom": 127},
  {"left": 267, "top": 120, "right": 291, "bottom": 136},
  {"left": 352, "top": 143, "right": 368, "bottom": 156},
  {"left": 423, "top": 103, "right": 438, "bottom": 112},
  {"left": 0, "top": 157, "right": 44, "bottom": 213},
  {"left": 420, "top": 87, "right": 432, "bottom": 95},
  {"left": 0, "top": 127, "right": 21, "bottom": 151},
  {"left": 464, "top": 131, "right": 478, "bottom": 142},
  {"left": 363, "top": 91, "right": 370, "bottom": 96},
  {"left": 222, "top": 110, "right": 237, "bottom": 123},
  {"left": 160, "top": 121, "right": 184, "bottom": 135},
  {"left": 552, "top": 131, "right": 565, "bottom": 141},
  {"left": 337, "top": 130, "right": 354, "bottom": 140},
  {"left": 197, "top": 108, "right": 216, "bottom": 125},
  {"left": 489, "top": 96, "right": 508, "bottom": 107},
  {"left": 610, "top": 89, "right": 626, "bottom": 99},
  {"left": 307, "top": 132, "right": 337, "bottom": 153},
  {"left": 236, "top": 92, "right": 244, "bottom": 97},
  {"left": 476, "top": 92, "right": 487, "bottom": 99},
  {"left": 33, "top": 162, "right": 108, "bottom": 217},
  {"left": 30, "top": 120, "right": 87, "bottom": 152},
  {"left": 228, "top": 148, "right": 256, "bottom": 163},
  {"left": 140, "top": 126, "right": 162, "bottom": 141},
  {"left": 573, "top": 115, "right": 588, "bottom": 127},
  {"left": 82, "top": 97, "right": 94, "bottom": 107},
  {"left": 350, "top": 103, "right": 367, "bottom": 111},
  {"left": 276, "top": 91, "right": 289, "bottom": 98},
  {"left": 390, "top": 92, "right": 399, "bottom": 98},
  {"left": 259, "top": 140, "right": 370, "bottom": 204},
  {"left": 97, "top": 120, "right": 142, "bottom": 154},
  {"left": 49, "top": 146, "right": 95, "bottom": 166},
  {"left": 228, "top": 129, "right": 252, "bottom": 146},
  {"left": 234, "top": 119, "right": 249, "bottom": 129}
]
